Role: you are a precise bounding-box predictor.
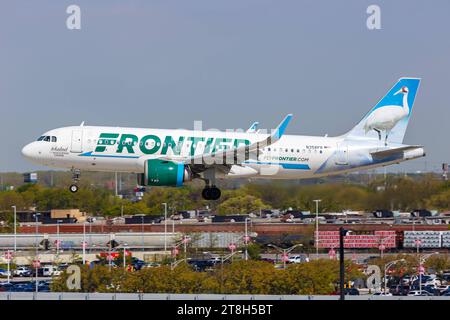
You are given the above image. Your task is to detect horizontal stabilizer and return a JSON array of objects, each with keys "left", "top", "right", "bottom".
[{"left": 370, "top": 145, "right": 423, "bottom": 158}]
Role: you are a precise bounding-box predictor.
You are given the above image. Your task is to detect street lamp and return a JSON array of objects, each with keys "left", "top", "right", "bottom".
[
  {"left": 11, "top": 206, "right": 16, "bottom": 252},
  {"left": 339, "top": 227, "right": 351, "bottom": 301},
  {"left": 219, "top": 250, "right": 243, "bottom": 293},
  {"left": 267, "top": 243, "right": 303, "bottom": 269},
  {"left": 418, "top": 252, "right": 439, "bottom": 295},
  {"left": 141, "top": 216, "right": 145, "bottom": 252},
  {"left": 56, "top": 219, "right": 63, "bottom": 256},
  {"left": 162, "top": 203, "right": 168, "bottom": 252},
  {"left": 33, "top": 212, "right": 41, "bottom": 294},
  {"left": 82, "top": 221, "right": 86, "bottom": 264},
  {"left": 171, "top": 258, "right": 188, "bottom": 270},
  {"left": 244, "top": 218, "right": 251, "bottom": 261},
  {"left": 384, "top": 259, "right": 405, "bottom": 294},
  {"left": 313, "top": 199, "right": 321, "bottom": 259},
  {"left": 122, "top": 243, "right": 129, "bottom": 269}
]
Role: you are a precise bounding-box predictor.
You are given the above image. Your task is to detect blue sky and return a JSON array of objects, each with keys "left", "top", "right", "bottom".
[{"left": 0, "top": 1, "right": 449, "bottom": 172}]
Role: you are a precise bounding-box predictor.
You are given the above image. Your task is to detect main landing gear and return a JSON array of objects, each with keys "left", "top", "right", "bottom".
[
  {"left": 69, "top": 168, "right": 81, "bottom": 193},
  {"left": 201, "top": 168, "right": 221, "bottom": 200},
  {"left": 202, "top": 185, "right": 221, "bottom": 201}
]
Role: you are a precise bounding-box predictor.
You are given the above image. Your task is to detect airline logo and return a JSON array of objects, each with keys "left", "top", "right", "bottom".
[{"left": 93, "top": 133, "right": 251, "bottom": 156}]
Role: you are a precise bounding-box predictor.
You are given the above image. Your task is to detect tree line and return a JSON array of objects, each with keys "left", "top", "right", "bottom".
[
  {"left": 50, "top": 259, "right": 364, "bottom": 295},
  {"left": 0, "top": 175, "right": 448, "bottom": 220}
]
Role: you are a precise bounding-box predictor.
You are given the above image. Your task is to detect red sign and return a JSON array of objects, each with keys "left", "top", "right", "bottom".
[
  {"left": 228, "top": 243, "right": 237, "bottom": 251},
  {"left": 379, "top": 244, "right": 386, "bottom": 251},
  {"left": 100, "top": 252, "right": 119, "bottom": 260},
  {"left": 281, "top": 253, "right": 289, "bottom": 262},
  {"left": 4, "top": 251, "right": 13, "bottom": 260},
  {"left": 124, "top": 250, "right": 131, "bottom": 257},
  {"left": 33, "top": 260, "right": 40, "bottom": 268},
  {"left": 328, "top": 249, "right": 336, "bottom": 259},
  {"left": 81, "top": 241, "right": 87, "bottom": 249},
  {"left": 243, "top": 235, "right": 251, "bottom": 244},
  {"left": 182, "top": 237, "right": 190, "bottom": 244},
  {"left": 172, "top": 247, "right": 179, "bottom": 256},
  {"left": 415, "top": 239, "right": 422, "bottom": 246},
  {"left": 418, "top": 265, "right": 425, "bottom": 275}
]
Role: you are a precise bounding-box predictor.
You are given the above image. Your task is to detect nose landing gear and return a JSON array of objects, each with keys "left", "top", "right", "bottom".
[{"left": 69, "top": 168, "right": 81, "bottom": 193}]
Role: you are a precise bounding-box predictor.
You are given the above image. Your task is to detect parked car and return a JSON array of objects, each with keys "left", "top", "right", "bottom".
[
  {"left": 373, "top": 291, "right": 392, "bottom": 296},
  {"left": 13, "top": 266, "right": 32, "bottom": 277},
  {"left": 259, "top": 258, "right": 276, "bottom": 264},
  {"left": 344, "top": 288, "right": 360, "bottom": 295},
  {"left": 288, "top": 255, "right": 308, "bottom": 264},
  {"left": 0, "top": 282, "right": 15, "bottom": 292},
  {"left": 31, "top": 268, "right": 45, "bottom": 277},
  {"left": 407, "top": 290, "right": 433, "bottom": 296},
  {"left": 0, "top": 269, "right": 12, "bottom": 278},
  {"left": 438, "top": 285, "right": 450, "bottom": 294},
  {"left": 42, "top": 265, "right": 61, "bottom": 277}
]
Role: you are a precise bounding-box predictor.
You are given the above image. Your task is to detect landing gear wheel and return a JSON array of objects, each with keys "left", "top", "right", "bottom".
[
  {"left": 202, "top": 186, "right": 221, "bottom": 200},
  {"left": 209, "top": 186, "right": 221, "bottom": 200},
  {"left": 69, "top": 184, "right": 79, "bottom": 193}
]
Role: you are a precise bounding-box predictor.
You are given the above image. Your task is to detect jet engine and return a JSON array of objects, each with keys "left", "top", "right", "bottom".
[{"left": 137, "top": 159, "right": 191, "bottom": 187}]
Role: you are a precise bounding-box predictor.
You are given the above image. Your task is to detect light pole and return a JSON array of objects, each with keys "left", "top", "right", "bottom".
[
  {"left": 33, "top": 213, "right": 41, "bottom": 294},
  {"left": 163, "top": 203, "right": 168, "bottom": 252},
  {"left": 82, "top": 221, "right": 86, "bottom": 264},
  {"left": 123, "top": 243, "right": 128, "bottom": 269},
  {"left": 141, "top": 216, "right": 145, "bottom": 252},
  {"left": 415, "top": 239, "right": 421, "bottom": 255},
  {"left": 220, "top": 250, "right": 243, "bottom": 293},
  {"left": 384, "top": 259, "right": 405, "bottom": 294},
  {"left": 56, "top": 219, "right": 63, "bottom": 256},
  {"left": 313, "top": 199, "right": 321, "bottom": 259},
  {"left": 418, "top": 252, "right": 439, "bottom": 295},
  {"left": 11, "top": 206, "right": 16, "bottom": 252},
  {"left": 244, "top": 218, "right": 251, "bottom": 261},
  {"left": 339, "top": 227, "right": 351, "bottom": 301},
  {"left": 171, "top": 258, "right": 188, "bottom": 270},
  {"left": 267, "top": 243, "right": 303, "bottom": 269}
]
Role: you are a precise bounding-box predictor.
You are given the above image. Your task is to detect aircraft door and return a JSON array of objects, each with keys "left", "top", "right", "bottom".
[
  {"left": 70, "top": 129, "right": 83, "bottom": 153},
  {"left": 335, "top": 142, "right": 348, "bottom": 165}
]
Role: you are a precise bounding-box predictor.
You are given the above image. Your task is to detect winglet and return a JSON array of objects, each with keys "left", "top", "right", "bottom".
[
  {"left": 246, "top": 121, "right": 259, "bottom": 133},
  {"left": 273, "top": 114, "right": 293, "bottom": 140}
]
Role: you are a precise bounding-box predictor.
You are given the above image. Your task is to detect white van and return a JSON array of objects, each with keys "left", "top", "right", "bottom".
[{"left": 42, "top": 265, "right": 61, "bottom": 277}]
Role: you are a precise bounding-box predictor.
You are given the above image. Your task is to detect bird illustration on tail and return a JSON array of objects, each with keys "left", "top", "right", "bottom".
[{"left": 345, "top": 78, "right": 421, "bottom": 145}]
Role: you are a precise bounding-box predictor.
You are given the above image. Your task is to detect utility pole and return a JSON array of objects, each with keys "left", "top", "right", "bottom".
[
  {"left": 313, "top": 199, "right": 321, "bottom": 259},
  {"left": 163, "top": 203, "right": 168, "bottom": 252},
  {"left": 12, "top": 206, "right": 17, "bottom": 252},
  {"left": 339, "top": 227, "right": 351, "bottom": 301}
]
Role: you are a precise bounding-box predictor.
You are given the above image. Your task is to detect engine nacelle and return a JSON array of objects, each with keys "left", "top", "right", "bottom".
[{"left": 137, "top": 159, "right": 191, "bottom": 187}]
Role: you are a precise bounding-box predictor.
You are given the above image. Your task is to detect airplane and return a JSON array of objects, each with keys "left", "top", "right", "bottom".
[{"left": 22, "top": 77, "right": 425, "bottom": 200}]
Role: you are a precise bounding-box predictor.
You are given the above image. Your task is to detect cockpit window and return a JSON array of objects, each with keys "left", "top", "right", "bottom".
[{"left": 37, "top": 135, "right": 57, "bottom": 142}]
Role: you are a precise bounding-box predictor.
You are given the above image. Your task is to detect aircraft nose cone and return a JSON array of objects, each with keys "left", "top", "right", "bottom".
[{"left": 21, "top": 143, "right": 34, "bottom": 159}]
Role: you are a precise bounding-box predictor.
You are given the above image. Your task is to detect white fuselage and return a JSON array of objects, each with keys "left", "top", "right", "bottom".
[{"left": 21, "top": 125, "right": 425, "bottom": 181}]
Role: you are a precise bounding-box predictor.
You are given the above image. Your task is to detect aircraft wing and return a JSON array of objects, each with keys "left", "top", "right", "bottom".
[
  {"left": 184, "top": 114, "right": 292, "bottom": 167},
  {"left": 370, "top": 145, "right": 423, "bottom": 158}
]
